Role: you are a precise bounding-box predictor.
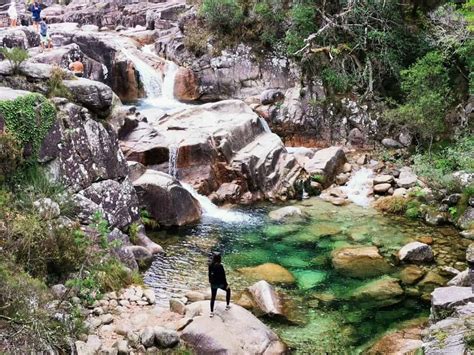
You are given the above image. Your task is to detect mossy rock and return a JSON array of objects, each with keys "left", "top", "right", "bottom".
[
  {"left": 294, "top": 270, "right": 327, "bottom": 290},
  {"left": 262, "top": 224, "right": 301, "bottom": 239},
  {"left": 278, "top": 255, "right": 311, "bottom": 269},
  {"left": 225, "top": 248, "right": 273, "bottom": 267}
]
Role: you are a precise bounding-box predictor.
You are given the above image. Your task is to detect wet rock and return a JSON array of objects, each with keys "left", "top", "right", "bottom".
[
  {"left": 268, "top": 206, "right": 306, "bottom": 223},
  {"left": 174, "top": 66, "right": 200, "bottom": 102},
  {"left": 331, "top": 246, "right": 391, "bottom": 279},
  {"left": 418, "top": 271, "right": 446, "bottom": 291},
  {"left": 460, "top": 230, "right": 474, "bottom": 239},
  {"left": 123, "top": 245, "right": 153, "bottom": 269},
  {"left": 350, "top": 277, "right": 404, "bottom": 307},
  {"left": 431, "top": 286, "right": 474, "bottom": 321},
  {"left": 441, "top": 193, "right": 461, "bottom": 207},
  {"left": 133, "top": 170, "right": 202, "bottom": 227},
  {"left": 247, "top": 280, "right": 284, "bottom": 317},
  {"left": 381, "top": 138, "right": 403, "bottom": 148},
  {"left": 416, "top": 235, "right": 433, "bottom": 245},
  {"left": 457, "top": 206, "right": 474, "bottom": 230},
  {"left": 182, "top": 301, "right": 287, "bottom": 354},
  {"left": 425, "top": 211, "right": 449, "bottom": 226},
  {"left": 170, "top": 299, "right": 186, "bottom": 315},
  {"left": 237, "top": 263, "right": 295, "bottom": 285},
  {"left": 294, "top": 270, "right": 327, "bottom": 290},
  {"left": 154, "top": 326, "right": 180, "bottom": 348},
  {"left": 399, "top": 265, "right": 425, "bottom": 285},
  {"left": 213, "top": 182, "right": 241, "bottom": 203},
  {"left": 398, "top": 242, "right": 433, "bottom": 263}
]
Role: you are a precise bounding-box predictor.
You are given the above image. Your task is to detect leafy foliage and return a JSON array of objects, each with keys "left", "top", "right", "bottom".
[
  {"left": 0, "top": 132, "right": 23, "bottom": 184},
  {"left": 0, "top": 94, "right": 56, "bottom": 163},
  {"left": 0, "top": 47, "right": 29, "bottom": 74},
  {"left": 384, "top": 51, "right": 452, "bottom": 144},
  {"left": 46, "top": 66, "right": 72, "bottom": 99},
  {"left": 200, "top": 0, "right": 244, "bottom": 33}
]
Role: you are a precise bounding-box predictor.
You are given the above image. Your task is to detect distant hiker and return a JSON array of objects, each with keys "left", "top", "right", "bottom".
[
  {"left": 208, "top": 252, "right": 231, "bottom": 318},
  {"left": 29, "top": 1, "right": 41, "bottom": 32},
  {"left": 39, "top": 17, "right": 51, "bottom": 51},
  {"left": 8, "top": 1, "right": 17, "bottom": 28},
  {"left": 69, "top": 57, "right": 84, "bottom": 77}
]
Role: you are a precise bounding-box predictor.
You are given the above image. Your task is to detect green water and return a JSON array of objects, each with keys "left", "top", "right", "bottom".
[{"left": 144, "top": 198, "right": 469, "bottom": 353}]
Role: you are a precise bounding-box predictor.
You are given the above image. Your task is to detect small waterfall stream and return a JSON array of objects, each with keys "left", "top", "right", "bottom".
[
  {"left": 342, "top": 168, "right": 374, "bottom": 207},
  {"left": 258, "top": 116, "right": 272, "bottom": 133},
  {"left": 168, "top": 144, "right": 179, "bottom": 179}
]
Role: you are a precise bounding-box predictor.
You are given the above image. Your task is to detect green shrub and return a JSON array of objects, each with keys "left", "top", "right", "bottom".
[
  {"left": 0, "top": 94, "right": 56, "bottom": 163},
  {"left": 200, "top": 0, "right": 244, "bottom": 33},
  {"left": 321, "top": 68, "right": 353, "bottom": 94},
  {"left": 183, "top": 22, "right": 209, "bottom": 56},
  {"left": 285, "top": 3, "right": 317, "bottom": 55},
  {"left": 46, "top": 66, "right": 72, "bottom": 99},
  {"left": 405, "top": 200, "right": 422, "bottom": 219},
  {"left": 0, "top": 131, "right": 23, "bottom": 183},
  {"left": 0, "top": 47, "right": 29, "bottom": 74}
]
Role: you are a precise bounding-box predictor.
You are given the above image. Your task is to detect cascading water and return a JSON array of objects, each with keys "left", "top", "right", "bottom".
[
  {"left": 119, "top": 46, "right": 163, "bottom": 98},
  {"left": 301, "top": 181, "right": 309, "bottom": 200},
  {"left": 168, "top": 144, "right": 179, "bottom": 179},
  {"left": 258, "top": 116, "right": 272, "bottom": 133},
  {"left": 181, "top": 183, "right": 253, "bottom": 224},
  {"left": 342, "top": 167, "right": 374, "bottom": 207}
]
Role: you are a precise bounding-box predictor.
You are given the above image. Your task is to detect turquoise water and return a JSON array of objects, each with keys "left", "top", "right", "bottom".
[{"left": 144, "top": 198, "right": 469, "bottom": 353}]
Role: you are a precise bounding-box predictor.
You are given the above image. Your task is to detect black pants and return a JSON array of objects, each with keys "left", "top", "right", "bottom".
[{"left": 210, "top": 285, "right": 231, "bottom": 312}]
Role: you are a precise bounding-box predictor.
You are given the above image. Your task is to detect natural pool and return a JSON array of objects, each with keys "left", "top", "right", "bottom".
[{"left": 144, "top": 198, "right": 469, "bottom": 353}]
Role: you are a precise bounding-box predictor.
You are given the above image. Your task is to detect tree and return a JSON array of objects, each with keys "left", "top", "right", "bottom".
[{"left": 0, "top": 47, "right": 29, "bottom": 75}]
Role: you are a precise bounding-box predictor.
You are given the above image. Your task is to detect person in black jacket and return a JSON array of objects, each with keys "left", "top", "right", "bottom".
[{"left": 208, "top": 252, "right": 231, "bottom": 317}]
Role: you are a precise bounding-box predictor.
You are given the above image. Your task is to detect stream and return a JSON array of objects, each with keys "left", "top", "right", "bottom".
[{"left": 124, "top": 47, "right": 470, "bottom": 353}]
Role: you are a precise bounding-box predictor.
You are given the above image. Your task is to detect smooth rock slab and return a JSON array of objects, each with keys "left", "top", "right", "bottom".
[
  {"left": 237, "top": 263, "right": 295, "bottom": 285},
  {"left": 398, "top": 242, "right": 433, "bottom": 263},
  {"left": 182, "top": 301, "right": 287, "bottom": 354},
  {"left": 331, "top": 246, "right": 391, "bottom": 279},
  {"left": 431, "top": 286, "right": 474, "bottom": 321}
]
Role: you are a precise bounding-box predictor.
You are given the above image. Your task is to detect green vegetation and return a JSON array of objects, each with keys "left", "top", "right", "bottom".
[
  {"left": 0, "top": 47, "right": 29, "bottom": 74},
  {"left": 200, "top": 0, "right": 243, "bottom": 34},
  {"left": 46, "top": 67, "right": 72, "bottom": 99},
  {"left": 0, "top": 94, "right": 56, "bottom": 164}
]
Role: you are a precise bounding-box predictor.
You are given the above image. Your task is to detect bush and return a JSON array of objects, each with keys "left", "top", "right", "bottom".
[
  {"left": 200, "top": 0, "right": 244, "bottom": 33},
  {"left": 46, "top": 66, "right": 72, "bottom": 99},
  {"left": 0, "top": 132, "right": 23, "bottom": 184},
  {"left": 321, "top": 68, "right": 353, "bottom": 95},
  {"left": 285, "top": 3, "right": 317, "bottom": 55},
  {"left": 0, "top": 47, "right": 29, "bottom": 74},
  {"left": 183, "top": 22, "right": 209, "bottom": 57}
]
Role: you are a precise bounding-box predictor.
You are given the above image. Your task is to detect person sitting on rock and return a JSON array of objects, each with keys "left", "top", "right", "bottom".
[
  {"left": 8, "top": 1, "right": 18, "bottom": 28},
  {"left": 29, "top": 1, "right": 41, "bottom": 32},
  {"left": 39, "top": 17, "right": 52, "bottom": 51},
  {"left": 208, "top": 252, "right": 231, "bottom": 318},
  {"left": 69, "top": 57, "right": 84, "bottom": 78}
]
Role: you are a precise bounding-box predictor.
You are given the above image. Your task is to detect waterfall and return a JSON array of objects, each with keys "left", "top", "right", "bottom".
[
  {"left": 181, "top": 183, "right": 253, "bottom": 224},
  {"left": 258, "top": 116, "right": 272, "bottom": 133},
  {"left": 342, "top": 168, "right": 374, "bottom": 207},
  {"left": 301, "top": 181, "right": 309, "bottom": 200},
  {"left": 162, "top": 62, "right": 179, "bottom": 100},
  {"left": 119, "top": 46, "right": 163, "bottom": 98},
  {"left": 168, "top": 144, "right": 179, "bottom": 179}
]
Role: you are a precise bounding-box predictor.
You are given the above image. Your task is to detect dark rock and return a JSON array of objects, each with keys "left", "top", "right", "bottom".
[
  {"left": 441, "top": 194, "right": 461, "bottom": 207},
  {"left": 63, "top": 78, "right": 114, "bottom": 117},
  {"left": 381, "top": 138, "right": 403, "bottom": 149},
  {"left": 398, "top": 242, "right": 434, "bottom": 263},
  {"left": 348, "top": 127, "right": 365, "bottom": 146},
  {"left": 260, "top": 89, "right": 284, "bottom": 105}
]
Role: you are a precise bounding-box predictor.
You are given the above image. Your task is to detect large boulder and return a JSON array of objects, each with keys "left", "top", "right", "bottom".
[
  {"left": 63, "top": 78, "right": 114, "bottom": 117},
  {"left": 396, "top": 167, "right": 418, "bottom": 188},
  {"left": 457, "top": 206, "right": 474, "bottom": 230},
  {"left": 268, "top": 206, "right": 306, "bottom": 223},
  {"left": 182, "top": 301, "right": 287, "bottom": 354},
  {"left": 173, "top": 66, "right": 200, "bottom": 102},
  {"left": 430, "top": 286, "right": 474, "bottom": 321},
  {"left": 237, "top": 263, "right": 295, "bottom": 285},
  {"left": 133, "top": 169, "right": 202, "bottom": 226},
  {"left": 298, "top": 147, "right": 347, "bottom": 187},
  {"left": 398, "top": 242, "right": 434, "bottom": 263},
  {"left": 331, "top": 246, "right": 391, "bottom": 279}
]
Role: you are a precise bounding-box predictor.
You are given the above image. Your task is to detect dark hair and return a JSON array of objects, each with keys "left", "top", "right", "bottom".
[{"left": 210, "top": 252, "right": 221, "bottom": 265}]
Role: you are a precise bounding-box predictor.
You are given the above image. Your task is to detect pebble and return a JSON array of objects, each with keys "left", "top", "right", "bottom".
[{"left": 119, "top": 300, "right": 130, "bottom": 307}]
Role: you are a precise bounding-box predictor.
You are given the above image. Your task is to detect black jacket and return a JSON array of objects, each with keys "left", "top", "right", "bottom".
[{"left": 208, "top": 263, "right": 227, "bottom": 286}]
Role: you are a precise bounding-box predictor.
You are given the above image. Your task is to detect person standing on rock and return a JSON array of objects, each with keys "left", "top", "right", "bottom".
[
  {"left": 208, "top": 252, "right": 231, "bottom": 318},
  {"left": 8, "top": 1, "right": 18, "bottom": 28},
  {"left": 69, "top": 57, "right": 84, "bottom": 77},
  {"left": 39, "top": 17, "right": 51, "bottom": 51},
  {"left": 29, "top": 1, "right": 41, "bottom": 32}
]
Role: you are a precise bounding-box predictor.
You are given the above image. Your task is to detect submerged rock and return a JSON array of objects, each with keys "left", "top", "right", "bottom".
[
  {"left": 399, "top": 265, "right": 426, "bottom": 285},
  {"left": 331, "top": 246, "right": 391, "bottom": 279},
  {"left": 268, "top": 206, "right": 306, "bottom": 223},
  {"left": 133, "top": 170, "right": 202, "bottom": 227},
  {"left": 182, "top": 301, "right": 287, "bottom": 354},
  {"left": 237, "top": 263, "right": 295, "bottom": 285},
  {"left": 293, "top": 270, "right": 327, "bottom": 290},
  {"left": 398, "top": 242, "right": 433, "bottom": 263},
  {"left": 350, "top": 277, "right": 404, "bottom": 307}
]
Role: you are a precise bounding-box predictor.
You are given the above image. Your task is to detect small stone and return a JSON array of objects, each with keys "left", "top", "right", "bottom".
[
  {"left": 185, "top": 291, "right": 206, "bottom": 302},
  {"left": 72, "top": 296, "right": 81, "bottom": 305},
  {"left": 374, "top": 183, "right": 391, "bottom": 194},
  {"left": 382, "top": 138, "right": 403, "bottom": 149},
  {"left": 174, "top": 317, "right": 193, "bottom": 331},
  {"left": 114, "top": 324, "right": 133, "bottom": 336},
  {"left": 98, "top": 345, "right": 117, "bottom": 355},
  {"left": 134, "top": 287, "right": 144, "bottom": 299},
  {"left": 416, "top": 236, "right": 433, "bottom": 245},
  {"left": 441, "top": 194, "right": 461, "bottom": 207},
  {"left": 398, "top": 242, "right": 434, "bottom": 263},
  {"left": 119, "top": 300, "right": 130, "bottom": 307},
  {"left": 137, "top": 301, "right": 148, "bottom": 306},
  {"left": 100, "top": 314, "right": 114, "bottom": 325},
  {"left": 393, "top": 188, "right": 407, "bottom": 197},
  {"left": 447, "top": 269, "right": 469, "bottom": 287},
  {"left": 169, "top": 299, "right": 186, "bottom": 315},
  {"left": 127, "top": 331, "right": 140, "bottom": 346},
  {"left": 109, "top": 299, "right": 118, "bottom": 308},
  {"left": 113, "top": 340, "right": 129, "bottom": 355},
  {"left": 399, "top": 265, "right": 425, "bottom": 285},
  {"left": 93, "top": 307, "right": 104, "bottom": 316},
  {"left": 140, "top": 327, "right": 155, "bottom": 347},
  {"left": 343, "top": 163, "right": 352, "bottom": 173},
  {"left": 143, "top": 289, "right": 156, "bottom": 305},
  {"left": 51, "top": 284, "right": 67, "bottom": 299},
  {"left": 356, "top": 154, "right": 368, "bottom": 165},
  {"left": 335, "top": 173, "right": 350, "bottom": 186},
  {"left": 373, "top": 175, "right": 394, "bottom": 185}
]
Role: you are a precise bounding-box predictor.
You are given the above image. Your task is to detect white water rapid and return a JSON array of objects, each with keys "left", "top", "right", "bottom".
[
  {"left": 168, "top": 144, "right": 179, "bottom": 179},
  {"left": 342, "top": 168, "right": 375, "bottom": 207},
  {"left": 181, "top": 183, "right": 253, "bottom": 224}
]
